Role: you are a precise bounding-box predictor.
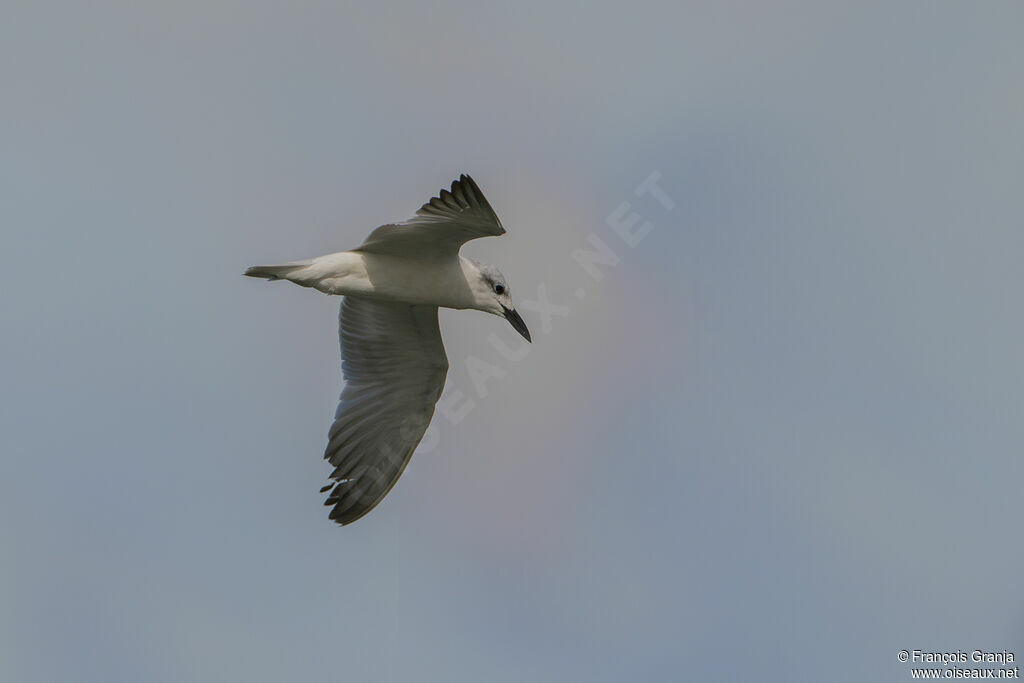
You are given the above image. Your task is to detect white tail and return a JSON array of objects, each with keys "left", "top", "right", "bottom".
[{"left": 243, "top": 261, "right": 311, "bottom": 281}]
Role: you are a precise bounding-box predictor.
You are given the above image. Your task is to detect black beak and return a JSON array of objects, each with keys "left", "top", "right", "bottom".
[{"left": 502, "top": 305, "right": 532, "bottom": 342}]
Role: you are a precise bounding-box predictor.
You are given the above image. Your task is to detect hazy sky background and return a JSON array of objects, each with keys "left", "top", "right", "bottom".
[{"left": 3, "top": 2, "right": 1023, "bottom": 681}]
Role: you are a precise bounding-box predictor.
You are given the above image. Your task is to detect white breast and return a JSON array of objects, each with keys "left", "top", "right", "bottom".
[{"left": 297, "top": 251, "right": 476, "bottom": 309}]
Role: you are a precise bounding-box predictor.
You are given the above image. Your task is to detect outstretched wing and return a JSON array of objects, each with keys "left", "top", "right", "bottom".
[
  {"left": 354, "top": 174, "right": 505, "bottom": 259},
  {"left": 321, "top": 297, "right": 449, "bottom": 525}
]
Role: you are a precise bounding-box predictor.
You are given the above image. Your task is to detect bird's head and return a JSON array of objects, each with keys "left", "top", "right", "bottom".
[{"left": 469, "top": 261, "right": 531, "bottom": 342}]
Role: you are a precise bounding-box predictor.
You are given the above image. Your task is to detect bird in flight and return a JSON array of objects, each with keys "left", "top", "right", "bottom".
[{"left": 245, "top": 175, "right": 530, "bottom": 525}]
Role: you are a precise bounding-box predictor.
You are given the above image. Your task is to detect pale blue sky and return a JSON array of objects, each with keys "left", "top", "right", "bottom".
[{"left": 3, "top": 2, "right": 1023, "bottom": 681}]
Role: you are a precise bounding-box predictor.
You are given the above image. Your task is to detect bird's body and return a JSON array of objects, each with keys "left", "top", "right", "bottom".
[
  {"left": 251, "top": 251, "right": 482, "bottom": 309},
  {"left": 245, "top": 174, "right": 530, "bottom": 525}
]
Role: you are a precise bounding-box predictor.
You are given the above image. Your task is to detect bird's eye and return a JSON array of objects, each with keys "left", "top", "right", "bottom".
[{"left": 494, "top": 285, "right": 505, "bottom": 295}]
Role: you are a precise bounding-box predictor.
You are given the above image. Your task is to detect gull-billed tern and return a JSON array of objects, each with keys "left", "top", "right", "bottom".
[{"left": 245, "top": 174, "right": 530, "bottom": 525}]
